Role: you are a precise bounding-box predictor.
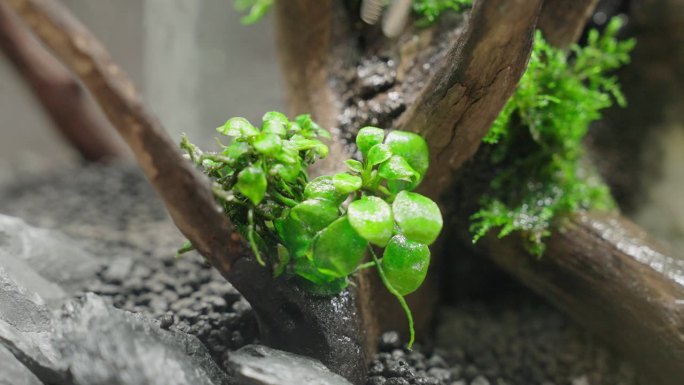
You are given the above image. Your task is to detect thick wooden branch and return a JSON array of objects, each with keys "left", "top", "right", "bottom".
[
  {"left": 537, "top": 0, "right": 599, "bottom": 48},
  {"left": 0, "top": 2, "right": 127, "bottom": 161},
  {"left": 396, "top": 0, "right": 543, "bottom": 198},
  {"left": 1, "top": 0, "right": 239, "bottom": 274},
  {"left": 475, "top": 212, "right": 684, "bottom": 385}
]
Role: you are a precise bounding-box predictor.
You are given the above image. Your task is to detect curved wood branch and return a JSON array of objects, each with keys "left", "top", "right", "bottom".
[
  {"left": 537, "top": 0, "right": 599, "bottom": 48},
  {"left": 0, "top": 2, "right": 127, "bottom": 161},
  {"left": 475, "top": 212, "right": 684, "bottom": 385},
  {"left": 1, "top": 0, "right": 238, "bottom": 273},
  {"left": 396, "top": 0, "right": 543, "bottom": 198}
]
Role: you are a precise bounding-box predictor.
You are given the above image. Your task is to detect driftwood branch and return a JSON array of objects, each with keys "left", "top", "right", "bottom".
[
  {"left": 396, "top": 0, "right": 543, "bottom": 198},
  {"left": 0, "top": 2, "right": 127, "bottom": 161},
  {"left": 1, "top": 0, "right": 239, "bottom": 274},
  {"left": 537, "top": 0, "right": 599, "bottom": 48},
  {"left": 476, "top": 212, "right": 684, "bottom": 385}
]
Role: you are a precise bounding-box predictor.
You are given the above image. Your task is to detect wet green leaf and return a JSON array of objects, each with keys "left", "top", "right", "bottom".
[
  {"left": 271, "top": 162, "right": 301, "bottom": 183},
  {"left": 275, "top": 140, "right": 298, "bottom": 164},
  {"left": 382, "top": 234, "right": 430, "bottom": 296},
  {"left": 367, "top": 144, "right": 393, "bottom": 166},
  {"left": 223, "top": 140, "right": 250, "bottom": 162},
  {"left": 313, "top": 216, "right": 368, "bottom": 278},
  {"left": 345, "top": 159, "right": 363, "bottom": 173},
  {"left": 275, "top": 214, "right": 312, "bottom": 258},
  {"left": 392, "top": 191, "right": 443, "bottom": 245},
  {"left": 356, "top": 126, "right": 385, "bottom": 154},
  {"left": 262, "top": 111, "right": 289, "bottom": 125},
  {"left": 237, "top": 165, "right": 267, "bottom": 205},
  {"left": 304, "top": 176, "right": 346, "bottom": 204},
  {"left": 291, "top": 199, "right": 340, "bottom": 232},
  {"left": 218, "top": 117, "right": 258, "bottom": 137},
  {"left": 262, "top": 119, "right": 287, "bottom": 136},
  {"left": 333, "top": 173, "right": 362, "bottom": 195},
  {"left": 385, "top": 131, "right": 429, "bottom": 177},
  {"left": 378, "top": 155, "right": 418, "bottom": 182},
  {"left": 253, "top": 132, "right": 282, "bottom": 156},
  {"left": 348, "top": 196, "right": 393, "bottom": 247}
]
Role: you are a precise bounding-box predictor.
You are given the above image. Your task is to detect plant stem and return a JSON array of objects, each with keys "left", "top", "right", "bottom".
[
  {"left": 369, "top": 247, "right": 415, "bottom": 348},
  {"left": 248, "top": 208, "right": 266, "bottom": 266}
]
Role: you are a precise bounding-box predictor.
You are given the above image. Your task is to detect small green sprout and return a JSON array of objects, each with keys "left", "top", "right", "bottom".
[
  {"left": 471, "top": 18, "right": 635, "bottom": 255},
  {"left": 412, "top": 0, "right": 473, "bottom": 26},
  {"left": 181, "top": 115, "right": 442, "bottom": 348},
  {"left": 234, "top": 0, "right": 273, "bottom": 25}
]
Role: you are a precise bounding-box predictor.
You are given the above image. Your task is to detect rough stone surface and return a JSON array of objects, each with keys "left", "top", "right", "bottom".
[
  {"left": 0, "top": 215, "right": 101, "bottom": 299},
  {"left": 0, "top": 345, "right": 42, "bottom": 385},
  {"left": 0, "top": 286, "right": 231, "bottom": 385},
  {"left": 226, "top": 344, "right": 352, "bottom": 385}
]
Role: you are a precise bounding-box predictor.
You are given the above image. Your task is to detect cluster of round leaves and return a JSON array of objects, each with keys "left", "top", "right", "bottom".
[{"left": 181, "top": 113, "right": 442, "bottom": 347}]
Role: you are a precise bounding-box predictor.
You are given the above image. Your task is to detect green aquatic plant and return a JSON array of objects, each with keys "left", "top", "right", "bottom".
[
  {"left": 181, "top": 114, "right": 442, "bottom": 347},
  {"left": 412, "top": 0, "right": 472, "bottom": 26},
  {"left": 471, "top": 18, "right": 635, "bottom": 256},
  {"left": 234, "top": 0, "right": 273, "bottom": 24}
]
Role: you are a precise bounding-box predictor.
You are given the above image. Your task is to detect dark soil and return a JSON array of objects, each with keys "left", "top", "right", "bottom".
[{"left": 0, "top": 163, "right": 643, "bottom": 384}]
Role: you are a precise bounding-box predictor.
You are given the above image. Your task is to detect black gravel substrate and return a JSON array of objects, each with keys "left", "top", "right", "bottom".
[{"left": 0, "top": 163, "right": 644, "bottom": 384}]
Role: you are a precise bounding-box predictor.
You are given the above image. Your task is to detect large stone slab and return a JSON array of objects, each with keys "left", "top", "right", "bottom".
[{"left": 0, "top": 215, "right": 101, "bottom": 297}]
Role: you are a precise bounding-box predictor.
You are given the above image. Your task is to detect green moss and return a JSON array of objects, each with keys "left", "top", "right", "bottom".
[
  {"left": 470, "top": 18, "right": 635, "bottom": 256},
  {"left": 412, "top": 0, "right": 472, "bottom": 26}
]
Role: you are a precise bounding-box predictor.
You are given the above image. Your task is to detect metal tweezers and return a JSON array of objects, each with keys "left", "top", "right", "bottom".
[{"left": 361, "top": 0, "right": 413, "bottom": 38}]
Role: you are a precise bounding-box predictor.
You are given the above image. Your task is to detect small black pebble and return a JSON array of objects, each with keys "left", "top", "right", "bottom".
[
  {"left": 159, "top": 314, "right": 174, "bottom": 329},
  {"left": 380, "top": 331, "right": 402, "bottom": 351}
]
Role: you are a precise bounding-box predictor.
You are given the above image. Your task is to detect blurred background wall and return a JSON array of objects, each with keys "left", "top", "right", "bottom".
[{"left": 0, "top": 0, "right": 283, "bottom": 181}]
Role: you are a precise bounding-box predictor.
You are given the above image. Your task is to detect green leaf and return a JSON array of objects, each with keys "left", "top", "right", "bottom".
[
  {"left": 348, "top": 196, "right": 393, "bottom": 247},
  {"left": 275, "top": 140, "right": 298, "bottom": 164},
  {"left": 218, "top": 117, "right": 258, "bottom": 137},
  {"left": 262, "top": 111, "right": 289, "bottom": 125},
  {"left": 304, "top": 176, "right": 346, "bottom": 204},
  {"left": 239, "top": 0, "right": 273, "bottom": 24},
  {"left": 271, "top": 162, "right": 301, "bottom": 183},
  {"left": 253, "top": 132, "right": 282, "bottom": 156},
  {"left": 382, "top": 234, "right": 430, "bottom": 296},
  {"left": 356, "top": 126, "right": 385, "bottom": 154},
  {"left": 223, "top": 140, "right": 250, "bottom": 162},
  {"left": 262, "top": 119, "right": 287, "bottom": 136},
  {"left": 291, "top": 199, "right": 340, "bottom": 232},
  {"left": 367, "top": 144, "right": 393, "bottom": 166},
  {"left": 392, "top": 191, "right": 443, "bottom": 245},
  {"left": 313, "top": 216, "right": 368, "bottom": 278},
  {"left": 275, "top": 214, "right": 312, "bottom": 259},
  {"left": 385, "top": 131, "right": 430, "bottom": 177},
  {"left": 378, "top": 155, "right": 418, "bottom": 182},
  {"left": 333, "top": 173, "right": 362, "bottom": 195},
  {"left": 274, "top": 244, "right": 290, "bottom": 277},
  {"left": 345, "top": 159, "right": 363, "bottom": 173},
  {"left": 237, "top": 165, "right": 267, "bottom": 205},
  {"left": 290, "top": 136, "right": 329, "bottom": 157}
]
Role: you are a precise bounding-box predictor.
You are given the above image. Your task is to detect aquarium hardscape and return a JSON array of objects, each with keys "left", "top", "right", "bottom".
[{"left": 0, "top": 164, "right": 643, "bottom": 384}]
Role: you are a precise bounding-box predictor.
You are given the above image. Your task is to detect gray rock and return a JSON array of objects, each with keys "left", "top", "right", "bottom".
[
  {"left": 226, "top": 344, "right": 353, "bottom": 385},
  {"left": 0, "top": 215, "right": 102, "bottom": 295},
  {"left": 101, "top": 256, "right": 134, "bottom": 283},
  {"left": 0, "top": 345, "right": 42, "bottom": 385},
  {"left": 0, "top": 262, "right": 230, "bottom": 385}
]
